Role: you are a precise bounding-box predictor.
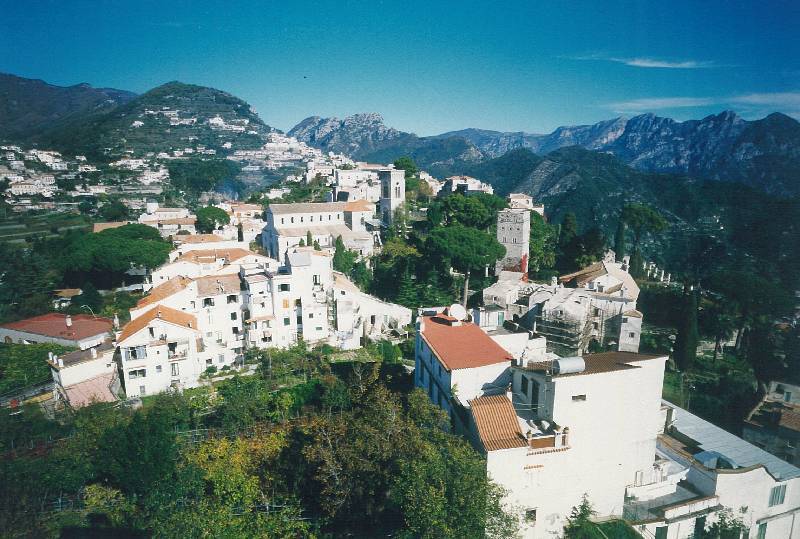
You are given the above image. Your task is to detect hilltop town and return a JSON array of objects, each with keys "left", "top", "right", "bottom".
[{"left": 1, "top": 75, "right": 799, "bottom": 539}]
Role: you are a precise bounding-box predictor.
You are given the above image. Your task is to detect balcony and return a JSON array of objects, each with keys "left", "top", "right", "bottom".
[{"left": 526, "top": 432, "right": 570, "bottom": 454}]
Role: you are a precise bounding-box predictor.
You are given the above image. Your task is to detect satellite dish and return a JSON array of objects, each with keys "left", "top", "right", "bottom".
[{"left": 449, "top": 303, "right": 467, "bottom": 321}]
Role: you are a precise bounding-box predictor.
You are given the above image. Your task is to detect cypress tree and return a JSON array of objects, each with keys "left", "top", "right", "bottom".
[
  {"left": 614, "top": 219, "right": 626, "bottom": 260},
  {"left": 396, "top": 270, "right": 419, "bottom": 308},
  {"left": 674, "top": 288, "right": 699, "bottom": 371}
]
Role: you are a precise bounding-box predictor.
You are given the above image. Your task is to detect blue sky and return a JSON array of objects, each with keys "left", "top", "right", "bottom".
[{"left": 1, "top": 0, "right": 798, "bottom": 135}]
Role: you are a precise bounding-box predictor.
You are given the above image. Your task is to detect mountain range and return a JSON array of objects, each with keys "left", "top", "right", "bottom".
[
  {"left": 2, "top": 72, "right": 799, "bottom": 197},
  {"left": 0, "top": 73, "right": 274, "bottom": 160},
  {"left": 290, "top": 111, "right": 800, "bottom": 196}
]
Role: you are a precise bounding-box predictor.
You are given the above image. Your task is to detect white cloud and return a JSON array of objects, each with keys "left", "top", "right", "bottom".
[
  {"left": 729, "top": 92, "right": 800, "bottom": 107},
  {"left": 564, "top": 53, "right": 714, "bottom": 69},
  {"left": 608, "top": 97, "right": 716, "bottom": 113},
  {"left": 611, "top": 57, "right": 714, "bottom": 69}
]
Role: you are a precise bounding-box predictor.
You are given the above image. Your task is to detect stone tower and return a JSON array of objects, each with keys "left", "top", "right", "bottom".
[
  {"left": 379, "top": 168, "right": 405, "bottom": 225},
  {"left": 495, "top": 207, "right": 530, "bottom": 275}
]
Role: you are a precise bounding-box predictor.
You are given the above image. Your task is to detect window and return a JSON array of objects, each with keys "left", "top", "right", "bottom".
[
  {"left": 572, "top": 394, "right": 587, "bottom": 401},
  {"left": 313, "top": 274, "right": 321, "bottom": 285},
  {"left": 232, "top": 327, "right": 239, "bottom": 334},
  {"left": 655, "top": 527, "right": 667, "bottom": 539},
  {"left": 171, "top": 363, "right": 179, "bottom": 376},
  {"left": 206, "top": 359, "right": 212, "bottom": 365},
  {"left": 230, "top": 312, "right": 237, "bottom": 320},
  {"left": 218, "top": 354, "right": 224, "bottom": 363},
  {"left": 282, "top": 299, "right": 290, "bottom": 309},
  {"left": 126, "top": 346, "right": 147, "bottom": 360},
  {"left": 128, "top": 368, "right": 146, "bottom": 379},
  {"left": 203, "top": 298, "right": 214, "bottom": 307},
  {"left": 156, "top": 365, "right": 162, "bottom": 373},
  {"left": 283, "top": 317, "right": 291, "bottom": 326},
  {"left": 308, "top": 313, "right": 314, "bottom": 319},
  {"left": 629, "top": 332, "right": 636, "bottom": 338},
  {"left": 785, "top": 391, "right": 793, "bottom": 402},
  {"left": 279, "top": 283, "right": 290, "bottom": 292},
  {"left": 525, "top": 509, "right": 537, "bottom": 523},
  {"left": 139, "top": 385, "right": 146, "bottom": 396},
  {"left": 757, "top": 523, "right": 767, "bottom": 539},
  {"left": 521, "top": 376, "right": 529, "bottom": 398},
  {"left": 769, "top": 484, "right": 786, "bottom": 506},
  {"left": 622, "top": 317, "right": 628, "bottom": 323},
  {"left": 149, "top": 327, "right": 155, "bottom": 337},
  {"left": 227, "top": 295, "right": 238, "bottom": 304},
  {"left": 315, "top": 326, "right": 322, "bottom": 331}
]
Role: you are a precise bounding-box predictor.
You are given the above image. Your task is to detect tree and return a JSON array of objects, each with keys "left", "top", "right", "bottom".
[
  {"left": 75, "top": 282, "right": 103, "bottom": 313},
  {"left": 426, "top": 225, "right": 505, "bottom": 306},
  {"left": 563, "top": 495, "right": 598, "bottom": 538},
  {"left": 306, "top": 230, "right": 313, "bottom": 246},
  {"left": 195, "top": 206, "right": 230, "bottom": 233},
  {"left": 393, "top": 156, "right": 419, "bottom": 179},
  {"left": 673, "top": 288, "right": 699, "bottom": 371},
  {"left": 702, "top": 507, "right": 748, "bottom": 538},
  {"left": 559, "top": 213, "right": 578, "bottom": 248},
  {"left": 237, "top": 223, "right": 244, "bottom": 242},
  {"left": 528, "top": 212, "right": 557, "bottom": 274},
  {"left": 395, "top": 270, "right": 420, "bottom": 308},
  {"left": 333, "top": 235, "right": 357, "bottom": 274},
  {"left": 99, "top": 200, "right": 130, "bottom": 221},
  {"left": 621, "top": 203, "right": 667, "bottom": 251},
  {"left": 614, "top": 218, "right": 626, "bottom": 260}
]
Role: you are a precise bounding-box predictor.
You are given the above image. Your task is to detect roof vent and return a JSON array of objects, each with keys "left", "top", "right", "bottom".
[{"left": 65, "top": 315, "right": 72, "bottom": 327}]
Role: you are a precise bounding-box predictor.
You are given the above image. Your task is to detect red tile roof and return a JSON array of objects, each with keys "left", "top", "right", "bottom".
[
  {"left": 420, "top": 316, "right": 512, "bottom": 371},
  {"left": 137, "top": 276, "right": 192, "bottom": 308},
  {"left": 469, "top": 394, "right": 527, "bottom": 451},
  {"left": 118, "top": 305, "right": 197, "bottom": 342},
  {"left": 1, "top": 313, "right": 113, "bottom": 342}
]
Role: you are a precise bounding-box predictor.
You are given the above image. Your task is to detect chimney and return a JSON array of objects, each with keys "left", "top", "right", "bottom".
[
  {"left": 57, "top": 356, "right": 63, "bottom": 368},
  {"left": 48, "top": 352, "right": 54, "bottom": 362},
  {"left": 157, "top": 310, "right": 162, "bottom": 318},
  {"left": 65, "top": 315, "right": 72, "bottom": 327},
  {"left": 90, "top": 347, "right": 97, "bottom": 359}
]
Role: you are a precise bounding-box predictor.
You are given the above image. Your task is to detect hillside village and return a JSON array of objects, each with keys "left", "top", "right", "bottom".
[{"left": 1, "top": 75, "right": 799, "bottom": 539}]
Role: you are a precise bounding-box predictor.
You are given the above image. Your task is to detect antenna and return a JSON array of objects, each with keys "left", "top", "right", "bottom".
[{"left": 449, "top": 303, "right": 467, "bottom": 321}]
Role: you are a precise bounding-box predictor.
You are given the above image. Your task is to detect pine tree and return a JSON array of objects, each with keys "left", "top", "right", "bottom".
[
  {"left": 422, "top": 271, "right": 450, "bottom": 307},
  {"left": 674, "top": 288, "right": 699, "bottom": 371},
  {"left": 298, "top": 238, "right": 305, "bottom": 247},
  {"left": 614, "top": 219, "right": 626, "bottom": 260},
  {"left": 77, "top": 282, "right": 103, "bottom": 313},
  {"left": 395, "top": 270, "right": 419, "bottom": 307},
  {"left": 306, "top": 231, "right": 313, "bottom": 246}
]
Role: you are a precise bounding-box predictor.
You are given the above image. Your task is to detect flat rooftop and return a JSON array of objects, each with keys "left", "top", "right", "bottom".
[{"left": 665, "top": 402, "right": 800, "bottom": 481}]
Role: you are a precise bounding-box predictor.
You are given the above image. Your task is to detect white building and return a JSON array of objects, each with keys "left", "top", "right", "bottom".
[
  {"left": 48, "top": 341, "right": 119, "bottom": 409},
  {"left": 484, "top": 253, "right": 642, "bottom": 355},
  {"left": 0, "top": 313, "right": 113, "bottom": 350},
  {"left": 262, "top": 201, "right": 377, "bottom": 261},
  {"left": 116, "top": 305, "right": 203, "bottom": 397},
  {"left": 495, "top": 203, "right": 531, "bottom": 275},
  {"left": 629, "top": 402, "right": 800, "bottom": 539},
  {"left": 440, "top": 175, "right": 494, "bottom": 196}
]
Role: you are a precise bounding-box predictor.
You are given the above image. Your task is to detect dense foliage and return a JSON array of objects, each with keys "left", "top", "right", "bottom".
[
  {"left": 167, "top": 159, "right": 242, "bottom": 195},
  {"left": 0, "top": 350, "right": 517, "bottom": 538}
]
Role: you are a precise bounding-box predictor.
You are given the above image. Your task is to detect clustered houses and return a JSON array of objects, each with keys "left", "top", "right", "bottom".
[
  {"left": 440, "top": 175, "right": 494, "bottom": 196},
  {"left": 137, "top": 201, "right": 196, "bottom": 237},
  {"left": 482, "top": 251, "right": 642, "bottom": 356},
  {"left": 743, "top": 381, "right": 800, "bottom": 467},
  {"left": 414, "top": 307, "right": 800, "bottom": 539},
  {"left": 114, "top": 240, "right": 411, "bottom": 398}
]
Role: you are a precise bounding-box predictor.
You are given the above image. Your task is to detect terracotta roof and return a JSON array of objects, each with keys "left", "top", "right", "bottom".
[
  {"left": 176, "top": 248, "right": 253, "bottom": 264},
  {"left": 559, "top": 262, "right": 606, "bottom": 286},
  {"left": 231, "top": 203, "right": 262, "bottom": 212},
  {"left": 420, "top": 316, "right": 512, "bottom": 371},
  {"left": 64, "top": 372, "right": 117, "bottom": 408},
  {"left": 195, "top": 274, "right": 242, "bottom": 297},
  {"left": 158, "top": 217, "right": 196, "bottom": 225},
  {"left": 469, "top": 394, "right": 527, "bottom": 451},
  {"left": 624, "top": 309, "right": 643, "bottom": 318},
  {"left": 137, "top": 276, "right": 192, "bottom": 308},
  {"left": 177, "top": 234, "right": 224, "bottom": 244},
  {"left": 1, "top": 313, "right": 113, "bottom": 342},
  {"left": 268, "top": 202, "right": 346, "bottom": 214},
  {"left": 92, "top": 222, "right": 128, "bottom": 233},
  {"left": 118, "top": 305, "right": 197, "bottom": 342},
  {"left": 344, "top": 199, "right": 375, "bottom": 212},
  {"left": 524, "top": 351, "right": 665, "bottom": 377},
  {"left": 746, "top": 400, "right": 800, "bottom": 433},
  {"left": 54, "top": 288, "right": 82, "bottom": 298}
]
